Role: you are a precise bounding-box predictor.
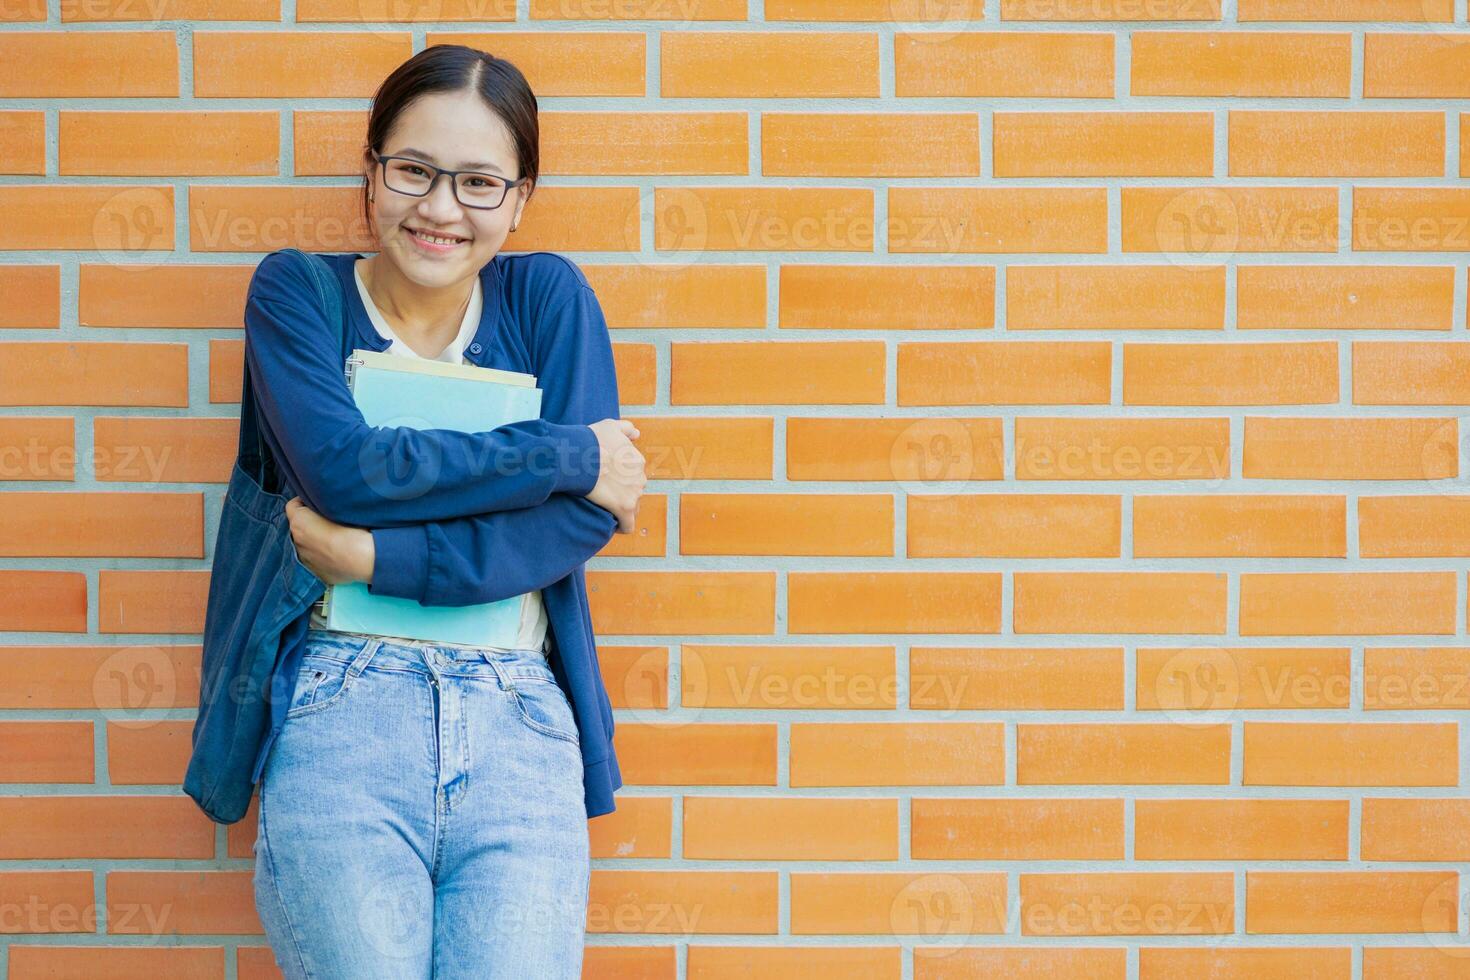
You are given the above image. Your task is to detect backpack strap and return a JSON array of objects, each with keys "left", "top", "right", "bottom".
[{"left": 248, "top": 248, "right": 352, "bottom": 497}]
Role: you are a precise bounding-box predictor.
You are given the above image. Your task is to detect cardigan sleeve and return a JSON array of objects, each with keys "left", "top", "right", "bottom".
[
  {"left": 244, "top": 249, "right": 601, "bottom": 530},
  {"left": 366, "top": 272, "right": 622, "bottom": 606}
]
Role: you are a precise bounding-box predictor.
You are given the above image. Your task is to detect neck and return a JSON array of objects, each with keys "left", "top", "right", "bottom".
[{"left": 359, "top": 255, "right": 474, "bottom": 345}]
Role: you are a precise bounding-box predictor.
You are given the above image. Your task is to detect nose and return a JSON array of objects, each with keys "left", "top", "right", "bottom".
[{"left": 418, "top": 173, "right": 464, "bottom": 222}]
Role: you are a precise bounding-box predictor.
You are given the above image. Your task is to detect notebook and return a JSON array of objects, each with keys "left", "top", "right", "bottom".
[{"left": 313, "top": 348, "right": 542, "bottom": 645}]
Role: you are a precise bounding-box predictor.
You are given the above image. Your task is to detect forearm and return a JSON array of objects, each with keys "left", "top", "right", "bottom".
[{"left": 366, "top": 492, "right": 618, "bottom": 606}]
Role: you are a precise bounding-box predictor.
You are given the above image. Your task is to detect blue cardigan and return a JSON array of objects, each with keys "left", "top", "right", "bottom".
[{"left": 242, "top": 249, "right": 624, "bottom": 818}]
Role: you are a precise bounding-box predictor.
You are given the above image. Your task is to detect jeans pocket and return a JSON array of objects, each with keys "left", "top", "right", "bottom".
[
  {"left": 285, "top": 654, "right": 354, "bottom": 720},
  {"left": 511, "top": 676, "right": 581, "bottom": 745}
]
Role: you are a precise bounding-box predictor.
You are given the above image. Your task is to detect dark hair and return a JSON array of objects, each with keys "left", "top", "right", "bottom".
[{"left": 360, "top": 44, "right": 539, "bottom": 241}]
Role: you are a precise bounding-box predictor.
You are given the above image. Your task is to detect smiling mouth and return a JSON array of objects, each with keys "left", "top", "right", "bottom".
[{"left": 406, "top": 226, "right": 470, "bottom": 246}]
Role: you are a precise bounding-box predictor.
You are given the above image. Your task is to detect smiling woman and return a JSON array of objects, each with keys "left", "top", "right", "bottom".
[{"left": 219, "top": 43, "right": 648, "bottom": 980}]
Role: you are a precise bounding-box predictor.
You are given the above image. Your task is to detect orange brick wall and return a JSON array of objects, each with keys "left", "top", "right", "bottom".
[{"left": 4, "top": 2, "right": 1470, "bottom": 978}]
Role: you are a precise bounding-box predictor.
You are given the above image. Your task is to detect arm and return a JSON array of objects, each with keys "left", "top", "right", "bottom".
[
  {"left": 244, "top": 249, "right": 601, "bottom": 528},
  {"left": 366, "top": 268, "right": 622, "bottom": 607}
]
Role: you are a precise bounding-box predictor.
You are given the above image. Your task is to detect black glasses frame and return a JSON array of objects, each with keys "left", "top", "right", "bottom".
[{"left": 373, "top": 151, "right": 527, "bottom": 211}]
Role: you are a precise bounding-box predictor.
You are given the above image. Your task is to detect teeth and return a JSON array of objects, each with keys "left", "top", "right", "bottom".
[{"left": 412, "top": 229, "right": 463, "bottom": 245}]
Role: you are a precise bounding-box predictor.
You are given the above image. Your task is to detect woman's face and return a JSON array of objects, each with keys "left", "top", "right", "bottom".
[{"left": 363, "top": 87, "right": 531, "bottom": 286}]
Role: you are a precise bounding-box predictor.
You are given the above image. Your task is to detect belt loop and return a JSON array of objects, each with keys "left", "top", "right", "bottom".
[
  {"left": 478, "top": 650, "right": 513, "bottom": 692},
  {"left": 346, "top": 637, "right": 383, "bottom": 679}
]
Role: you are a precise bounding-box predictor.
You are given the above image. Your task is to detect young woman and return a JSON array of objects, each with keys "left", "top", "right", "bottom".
[{"left": 241, "top": 44, "right": 645, "bottom": 979}]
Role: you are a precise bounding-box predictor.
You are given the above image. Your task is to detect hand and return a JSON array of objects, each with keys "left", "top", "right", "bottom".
[
  {"left": 586, "top": 418, "right": 646, "bottom": 534},
  {"left": 285, "top": 496, "right": 376, "bottom": 586}
]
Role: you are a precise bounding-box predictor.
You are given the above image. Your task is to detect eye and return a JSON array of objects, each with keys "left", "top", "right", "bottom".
[
  {"left": 465, "top": 177, "right": 491, "bottom": 188},
  {"left": 402, "top": 164, "right": 429, "bottom": 176}
]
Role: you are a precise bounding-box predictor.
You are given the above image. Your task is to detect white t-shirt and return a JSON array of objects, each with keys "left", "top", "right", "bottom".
[{"left": 306, "top": 259, "right": 550, "bottom": 656}]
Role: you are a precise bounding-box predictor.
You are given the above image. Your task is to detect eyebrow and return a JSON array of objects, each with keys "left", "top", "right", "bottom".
[{"left": 394, "top": 146, "right": 506, "bottom": 175}]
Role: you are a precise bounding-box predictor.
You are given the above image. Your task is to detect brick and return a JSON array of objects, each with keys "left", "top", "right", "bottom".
[
  {"left": 994, "top": 112, "right": 1212, "bottom": 176},
  {"left": 912, "top": 798, "right": 1125, "bottom": 861},
  {"left": 1008, "top": 265, "right": 1226, "bottom": 331},
  {"left": 1245, "top": 871, "right": 1457, "bottom": 933},
  {"left": 1243, "top": 417, "right": 1456, "bottom": 480},
  {"left": 763, "top": 112, "right": 978, "bottom": 177},
  {"left": 679, "top": 493, "right": 893, "bottom": 556},
  {"left": 544, "top": 111, "right": 748, "bottom": 175},
  {"left": 1132, "top": 32, "right": 1351, "bottom": 97},
  {"left": 1134, "top": 799, "right": 1349, "bottom": 860},
  {"left": 588, "top": 870, "right": 778, "bottom": 933},
  {"left": 1229, "top": 111, "right": 1444, "bottom": 177},
  {"left": 1133, "top": 494, "right": 1347, "bottom": 558},
  {"left": 681, "top": 644, "right": 897, "bottom": 710},
  {"left": 1020, "top": 872, "right": 1234, "bottom": 935},
  {"left": 1364, "top": 646, "right": 1470, "bottom": 710},
  {"left": 1014, "top": 572, "right": 1228, "bottom": 634},
  {"left": 1017, "top": 724, "right": 1232, "bottom": 784},
  {"left": 670, "top": 341, "right": 885, "bottom": 405},
  {"left": 683, "top": 797, "right": 898, "bottom": 860},
  {"left": 1239, "top": 572, "right": 1457, "bottom": 635},
  {"left": 1137, "top": 646, "right": 1351, "bottom": 711},
  {"left": 662, "top": 32, "right": 878, "bottom": 98},
  {"left": 1237, "top": 265, "right": 1454, "bottom": 331},
  {"left": 788, "top": 572, "right": 1003, "bottom": 634},
  {"left": 908, "top": 494, "right": 1121, "bottom": 558},
  {"left": 1123, "top": 341, "right": 1338, "bottom": 405},
  {"left": 790, "top": 722, "right": 1005, "bottom": 786},
  {"left": 899, "top": 341, "right": 1111, "bottom": 405},
  {"left": 1122, "top": 186, "right": 1338, "bottom": 252},
  {"left": 0, "top": 32, "right": 177, "bottom": 97},
  {"left": 791, "top": 872, "right": 1006, "bottom": 935},
  {"left": 611, "top": 723, "right": 777, "bottom": 785},
  {"left": 897, "top": 33, "right": 1113, "bottom": 98},
  {"left": 780, "top": 264, "right": 994, "bottom": 330},
  {"left": 889, "top": 186, "right": 1108, "bottom": 253},
  {"left": 910, "top": 647, "right": 1124, "bottom": 710},
  {"left": 1244, "top": 721, "right": 1458, "bottom": 785}
]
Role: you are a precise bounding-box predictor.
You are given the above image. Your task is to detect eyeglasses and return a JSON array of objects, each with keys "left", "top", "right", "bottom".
[{"left": 373, "top": 151, "right": 527, "bottom": 211}]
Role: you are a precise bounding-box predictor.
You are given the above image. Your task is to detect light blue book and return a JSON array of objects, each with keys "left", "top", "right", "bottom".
[{"left": 315, "top": 348, "right": 542, "bottom": 645}]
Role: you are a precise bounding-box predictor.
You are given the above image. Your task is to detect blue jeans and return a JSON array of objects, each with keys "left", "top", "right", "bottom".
[{"left": 253, "top": 628, "right": 590, "bottom": 979}]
